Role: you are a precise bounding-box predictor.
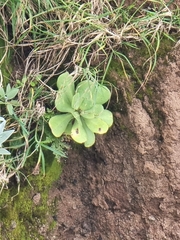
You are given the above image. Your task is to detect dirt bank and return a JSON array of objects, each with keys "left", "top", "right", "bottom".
[{"left": 45, "top": 44, "right": 180, "bottom": 240}]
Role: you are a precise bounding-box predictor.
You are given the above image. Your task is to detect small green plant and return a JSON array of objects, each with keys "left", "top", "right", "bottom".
[
  {"left": 0, "top": 117, "right": 14, "bottom": 155},
  {"left": 0, "top": 79, "right": 66, "bottom": 186},
  {"left": 0, "top": 84, "right": 19, "bottom": 115},
  {"left": 49, "top": 72, "right": 113, "bottom": 147}
]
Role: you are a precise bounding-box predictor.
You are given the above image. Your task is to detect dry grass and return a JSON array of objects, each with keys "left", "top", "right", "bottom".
[{"left": 2, "top": 0, "right": 179, "bottom": 81}]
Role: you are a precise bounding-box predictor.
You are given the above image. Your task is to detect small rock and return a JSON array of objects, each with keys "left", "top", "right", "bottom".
[
  {"left": 148, "top": 215, "right": 156, "bottom": 221},
  {"left": 72, "top": 203, "right": 77, "bottom": 209},
  {"left": 32, "top": 193, "right": 41, "bottom": 205}
]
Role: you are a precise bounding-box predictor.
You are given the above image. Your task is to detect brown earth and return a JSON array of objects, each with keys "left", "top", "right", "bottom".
[{"left": 43, "top": 44, "right": 180, "bottom": 240}]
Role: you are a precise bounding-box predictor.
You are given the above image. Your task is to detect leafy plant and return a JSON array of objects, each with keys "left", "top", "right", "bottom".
[
  {"left": 0, "top": 84, "right": 19, "bottom": 115},
  {"left": 0, "top": 117, "right": 14, "bottom": 155},
  {"left": 49, "top": 72, "right": 113, "bottom": 147}
]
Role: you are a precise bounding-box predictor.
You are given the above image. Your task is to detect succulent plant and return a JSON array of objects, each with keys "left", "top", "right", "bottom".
[{"left": 49, "top": 72, "right": 113, "bottom": 147}]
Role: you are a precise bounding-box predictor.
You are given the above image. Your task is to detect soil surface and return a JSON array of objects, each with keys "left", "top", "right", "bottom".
[{"left": 43, "top": 45, "right": 180, "bottom": 240}]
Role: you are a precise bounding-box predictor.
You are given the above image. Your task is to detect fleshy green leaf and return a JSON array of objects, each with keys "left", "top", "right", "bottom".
[
  {"left": 55, "top": 91, "right": 74, "bottom": 113},
  {"left": 93, "top": 104, "right": 104, "bottom": 116},
  {"left": 49, "top": 113, "right": 73, "bottom": 137},
  {"left": 6, "top": 87, "right": 19, "bottom": 100},
  {"left": 76, "top": 80, "right": 96, "bottom": 110},
  {"left": 84, "top": 118, "right": 108, "bottom": 134},
  {"left": 80, "top": 110, "right": 94, "bottom": 119},
  {"left": 64, "top": 121, "right": 73, "bottom": 135},
  {"left": 0, "top": 130, "right": 14, "bottom": 145},
  {"left": 80, "top": 104, "right": 103, "bottom": 119},
  {"left": 0, "top": 148, "right": 11, "bottom": 155},
  {"left": 9, "top": 100, "right": 20, "bottom": 106},
  {"left": 6, "top": 84, "right": 11, "bottom": 94},
  {"left": 95, "top": 85, "right": 111, "bottom": 104},
  {"left": 71, "top": 92, "right": 82, "bottom": 110},
  {"left": 76, "top": 80, "right": 111, "bottom": 109},
  {"left": 76, "top": 80, "right": 96, "bottom": 96},
  {"left": 7, "top": 104, "right": 14, "bottom": 115},
  {"left": 0, "top": 88, "right": 5, "bottom": 98},
  {"left": 80, "top": 106, "right": 95, "bottom": 119},
  {"left": 79, "top": 98, "right": 94, "bottom": 111},
  {"left": 84, "top": 130, "right": 95, "bottom": 147},
  {"left": 99, "top": 109, "right": 113, "bottom": 127},
  {"left": 57, "top": 72, "right": 75, "bottom": 102},
  {"left": 57, "top": 72, "right": 73, "bottom": 89},
  {"left": 71, "top": 119, "right": 87, "bottom": 143},
  {"left": 71, "top": 111, "right": 82, "bottom": 125},
  {"left": 82, "top": 121, "right": 95, "bottom": 147}
]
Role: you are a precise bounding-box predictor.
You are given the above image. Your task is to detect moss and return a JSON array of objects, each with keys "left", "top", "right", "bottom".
[
  {"left": 0, "top": 156, "right": 62, "bottom": 240},
  {"left": 105, "top": 36, "right": 176, "bottom": 141},
  {"left": 105, "top": 58, "right": 135, "bottom": 114},
  {"left": 48, "top": 219, "right": 57, "bottom": 231},
  {"left": 107, "top": 36, "right": 176, "bottom": 105},
  {"left": 156, "top": 35, "right": 177, "bottom": 58},
  {"left": 136, "top": 84, "right": 153, "bottom": 101}
]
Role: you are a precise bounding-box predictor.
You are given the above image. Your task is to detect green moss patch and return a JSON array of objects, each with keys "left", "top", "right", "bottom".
[{"left": 0, "top": 157, "right": 62, "bottom": 240}]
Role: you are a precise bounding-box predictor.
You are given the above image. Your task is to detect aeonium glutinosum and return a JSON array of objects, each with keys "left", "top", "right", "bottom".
[{"left": 49, "top": 72, "right": 113, "bottom": 147}]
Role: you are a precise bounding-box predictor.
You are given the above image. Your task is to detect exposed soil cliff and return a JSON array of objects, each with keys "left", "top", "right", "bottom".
[{"left": 46, "top": 46, "right": 180, "bottom": 240}]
